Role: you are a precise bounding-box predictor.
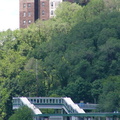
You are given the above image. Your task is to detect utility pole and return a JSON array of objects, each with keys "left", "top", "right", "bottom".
[{"left": 36, "top": 59, "right": 39, "bottom": 96}]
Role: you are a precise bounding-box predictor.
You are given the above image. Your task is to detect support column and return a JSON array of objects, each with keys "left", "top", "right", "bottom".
[
  {"left": 84, "top": 117, "right": 88, "bottom": 120},
  {"left": 61, "top": 108, "right": 64, "bottom": 114},
  {"left": 106, "top": 117, "right": 111, "bottom": 120},
  {"left": 90, "top": 117, "right": 93, "bottom": 120},
  {"left": 98, "top": 117, "right": 101, "bottom": 120},
  {"left": 116, "top": 117, "right": 119, "bottom": 120}
]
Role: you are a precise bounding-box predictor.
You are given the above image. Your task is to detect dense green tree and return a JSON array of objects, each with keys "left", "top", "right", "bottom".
[
  {"left": 16, "top": 70, "right": 46, "bottom": 97},
  {"left": 91, "top": 80, "right": 103, "bottom": 103},
  {"left": 0, "top": 77, "right": 20, "bottom": 120},
  {"left": 103, "top": 0, "right": 120, "bottom": 11},
  {"left": 82, "top": 0, "right": 105, "bottom": 21},
  {"left": 63, "top": 77, "right": 91, "bottom": 103},
  {"left": 8, "top": 106, "right": 33, "bottom": 120},
  {"left": 30, "top": 10, "right": 120, "bottom": 102},
  {"left": 98, "top": 76, "right": 120, "bottom": 112},
  {"left": 0, "top": 0, "right": 120, "bottom": 117},
  {"left": 55, "top": 2, "right": 83, "bottom": 26},
  {"left": 0, "top": 87, "right": 11, "bottom": 120}
]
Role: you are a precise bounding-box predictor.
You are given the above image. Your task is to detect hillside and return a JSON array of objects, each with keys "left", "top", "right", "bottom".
[{"left": 0, "top": 0, "right": 120, "bottom": 119}]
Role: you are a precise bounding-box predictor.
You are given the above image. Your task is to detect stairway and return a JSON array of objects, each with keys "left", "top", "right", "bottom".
[{"left": 20, "top": 97, "right": 42, "bottom": 115}]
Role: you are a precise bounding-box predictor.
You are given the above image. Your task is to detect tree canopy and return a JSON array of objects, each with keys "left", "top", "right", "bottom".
[{"left": 0, "top": 0, "right": 120, "bottom": 119}]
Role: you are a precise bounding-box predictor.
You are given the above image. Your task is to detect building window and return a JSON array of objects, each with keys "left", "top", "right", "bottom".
[
  {"left": 51, "top": 2, "right": 53, "bottom": 8},
  {"left": 28, "top": 12, "right": 31, "bottom": 17},
  {"left": 51, "top": 2, "right": 53, "bottom": 7},
  {"left": 51, "top": 10, "right": 54, "bottom": 15},
  {"left": 23, "top": 20, "right": 26, "bottom": 24},
  {"left": 23, "top": 12, "right": 26, "bottom": 17},
  {"left": 28, "top": 20, "right": 31, "bottom": 24},
  {"left": 23, "top": 3, "right": 26, "bottom": 8},
  {"left": 28, "top": 3, "right": 31, "bottom": 7},
  {"left": 42, "top": 2, "right": 45, "bottom": 6},
  {"left": 42, "top": 10, "right": 45, "bottom": 15}
]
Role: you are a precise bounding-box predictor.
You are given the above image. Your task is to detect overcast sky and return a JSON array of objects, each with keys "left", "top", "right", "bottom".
[{"left": 0, "top": 0, "right": 19, "bottom": 31}]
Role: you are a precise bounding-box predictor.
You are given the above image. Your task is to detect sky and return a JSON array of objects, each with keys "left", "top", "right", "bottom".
[{"left": 0, "top": 0, "right": 19, "bottom": 31}]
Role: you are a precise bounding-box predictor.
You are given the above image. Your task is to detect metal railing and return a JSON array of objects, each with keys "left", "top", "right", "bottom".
[
  {"left": 78, "top": 103, "right": 98, "bottom": 109},
  {"left": 13, "top": 97, "right": 85, "bottom": 114}
]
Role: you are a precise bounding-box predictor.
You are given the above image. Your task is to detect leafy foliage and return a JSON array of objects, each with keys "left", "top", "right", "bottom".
[
  {"left": 0, "top": 0, "right": 120, "bottom": 119},
  {"left": 8, "top": 106, "right": 33, "bottom": 120},
  {"left": 98, "top": 76, "right": 120, "bottom": 112}
]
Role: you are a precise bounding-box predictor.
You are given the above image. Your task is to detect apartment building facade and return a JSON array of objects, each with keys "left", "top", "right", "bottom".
[
  {"left": 19, "top": 0, "right": 34, "bottom": 28},
  {"left": 19, "top": 0, "right": 63, "bottom": 28},
  {"left": 19, "top": 0, "right": 89, "bottom": 28}
]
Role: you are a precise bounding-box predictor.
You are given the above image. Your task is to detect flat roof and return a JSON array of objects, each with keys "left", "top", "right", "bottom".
[{"left": 34, "top": 113, "right": 120, "bottom": 117}]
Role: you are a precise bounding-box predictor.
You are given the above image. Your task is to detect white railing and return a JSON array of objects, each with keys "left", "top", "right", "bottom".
[
  {"left": 63, "top": 98, "right": 85, "bottom": 113},
  {"left": 20, "top": 97, "right": 42, "bottom": 115},
  {"left": 13, "top": 97, "right": 42, "bottom": 115},
  {"left": 13, "top": 97, "right": 85, "bottom": 114}
]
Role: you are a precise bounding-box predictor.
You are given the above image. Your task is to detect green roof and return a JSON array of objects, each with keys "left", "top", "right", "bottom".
[{"left": 34, "top": 113, "right": 120, "bottom": 117}]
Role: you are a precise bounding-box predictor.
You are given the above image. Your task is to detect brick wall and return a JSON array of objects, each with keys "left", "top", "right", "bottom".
[
  {"left": 39, "top": 0, "right": 50, "bottom": 21},
  {"left": 19, "top": 0, "right": 35, "bottom": 28}
]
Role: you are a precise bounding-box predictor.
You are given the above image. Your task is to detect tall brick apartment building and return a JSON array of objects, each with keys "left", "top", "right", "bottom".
[
  {"left": 19, "top": 0, "right": 89, "bottom": 28},
  {"left": 19, "top": 0, "right": 64, "bottom": 28}
]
